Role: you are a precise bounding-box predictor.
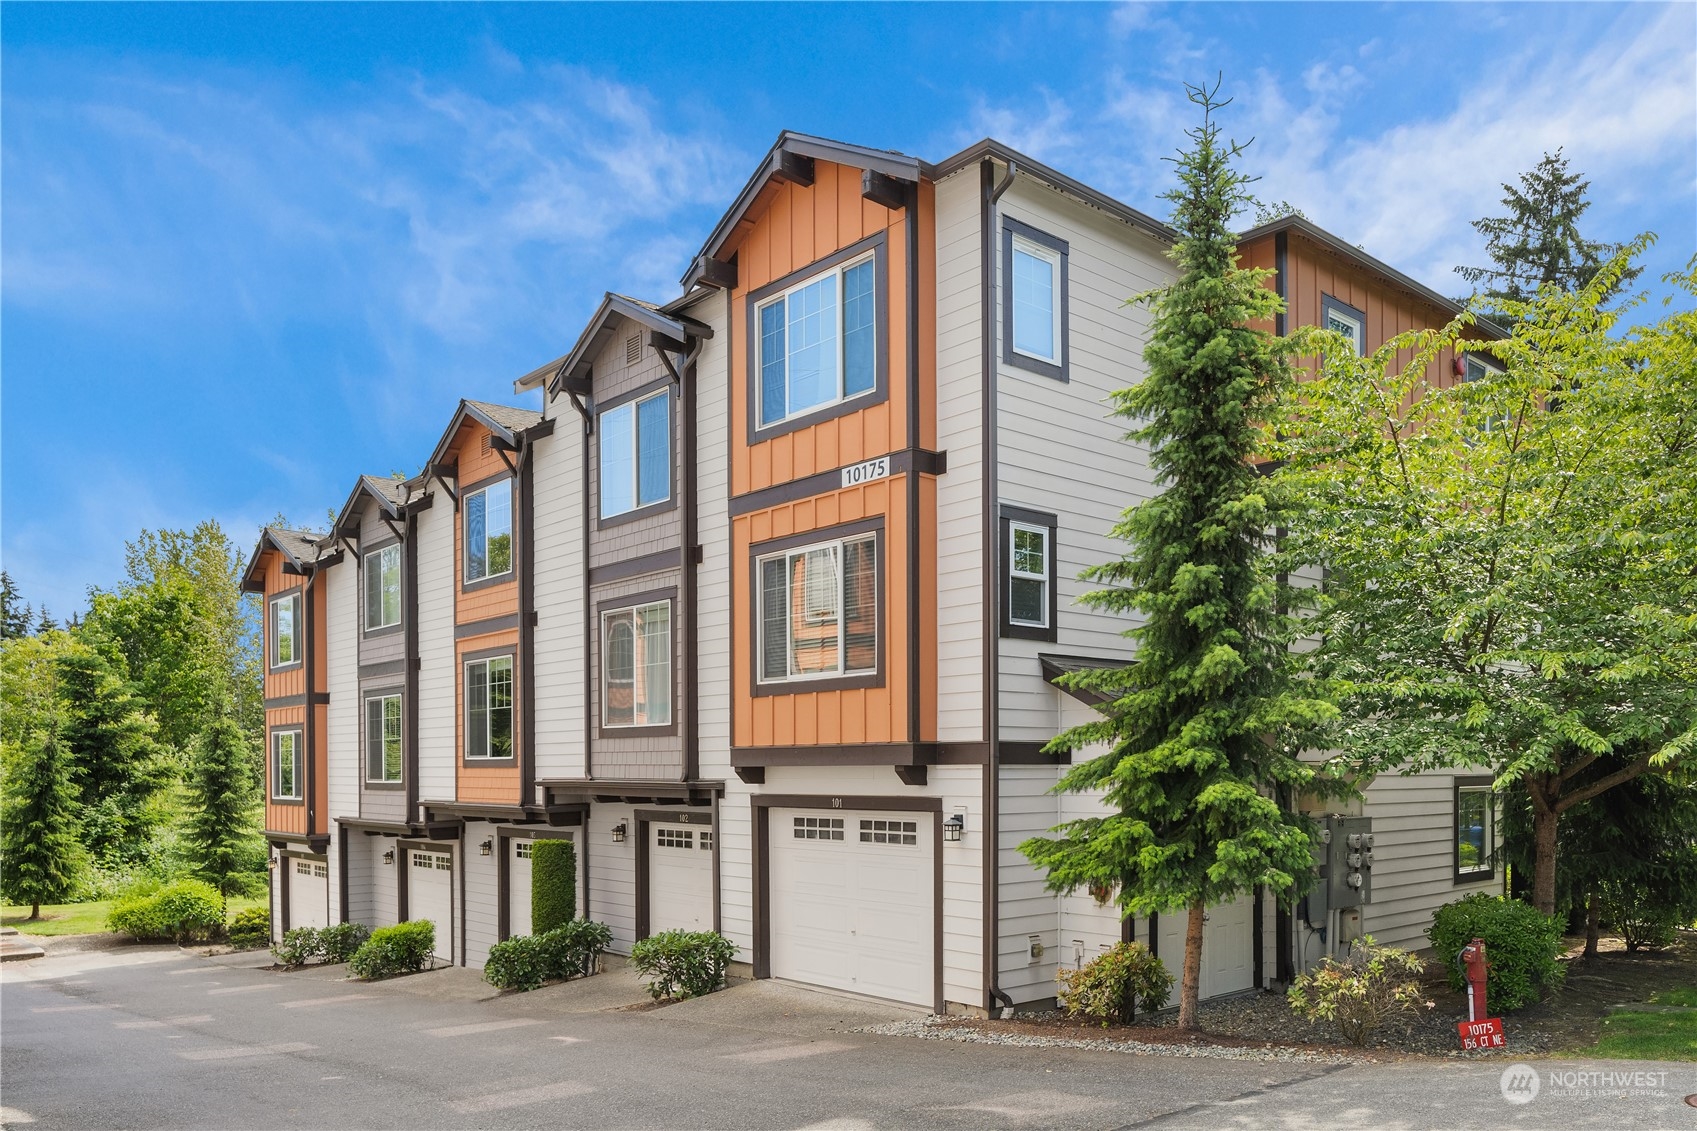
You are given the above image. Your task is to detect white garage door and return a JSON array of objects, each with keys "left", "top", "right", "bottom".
[
  {"left": 288, "top": 856, "right": 329, "bottom": 931},
  {"left": 648, "top": 824, "right": 713, "bottom": 934},
  {"left": 769, "top": 810, "right": 934, "bottom": 1007},
  {"left": 507, "top": 833, "right": 583, "bottom": 938},
  {"left": 408, "top": 849, "right": 454, "bottom": 964},
  {"left": 1154, "top": 893, "right": 1254, "bottom": 1000}
]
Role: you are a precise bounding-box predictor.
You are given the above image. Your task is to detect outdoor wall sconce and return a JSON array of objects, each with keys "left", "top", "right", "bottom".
[
  {"left": 943, "top": 813, "right": 965, "bottom": 842},
  {"left": 479, "top": 839, "right": 493, "bottom": 857},
  {"left": 611, "top": 822, "right": 628, "bottom": 844},
  {"left": 382, "top": 849, "right": 395, "bottom": 865},
  {"left": 268, "top": 857, "right": 278, "bottom": 870}
]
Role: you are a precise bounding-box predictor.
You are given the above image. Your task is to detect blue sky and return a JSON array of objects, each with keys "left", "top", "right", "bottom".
[{"left": 4, "top": 2, "right": 1694, "bottom": 620}]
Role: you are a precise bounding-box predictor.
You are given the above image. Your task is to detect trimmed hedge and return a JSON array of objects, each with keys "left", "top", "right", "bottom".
[
  {"left": 108, "top": 879, "right": 225, "bottom": 943},
  {"left": 531, "top": 838, "right": 577, "bottom": 936},
  {"left": 484, "top": 919, "right": 613, "bottom": 992},
  {"left": 1428, "top": 893, "right": 1565, "bottom": 1012},
  {"left": 273, "top": 926, "right": 321, "bottom": 967},
  {"left": 274, "top": 922, "right": 371, "bottom": 966},
  {"left": 1056, "top": 941, "right": 1172, "bottom": 1026},
  {"left": 629, "top": 930, "right": 739, "bottom": 1001},
  {"left": 349, "top": 920, "right": 435, "bottom": 980},
  {"left": 226, "top": 906, "right": 270, "bottom": 951}
]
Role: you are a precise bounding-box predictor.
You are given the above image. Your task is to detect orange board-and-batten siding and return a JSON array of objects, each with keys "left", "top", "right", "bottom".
[{"left": 258, "top": 545, "right": 328, "bottom": 838}]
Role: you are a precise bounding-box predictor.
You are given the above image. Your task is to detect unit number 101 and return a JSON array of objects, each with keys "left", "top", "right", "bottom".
[{"left": 841, "top": 457, "right": 891, "bottom": 488}]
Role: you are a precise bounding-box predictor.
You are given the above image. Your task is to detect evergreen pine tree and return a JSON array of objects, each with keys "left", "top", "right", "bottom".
[
  {"left": 1456, "top": 149, "right": 1638, "bottom": 320},
  {"left": 54, "top": 642, "right": 168, "bottom": 861},
  {"left": 1, "top": 724, "right": 87, "bottom": 918},
  {"left": 1019, "top": 80, "right": 1338, "bottom": 1030},
  {"left": 0, "top": 572, "right": 30, "bottom": 640},
  {"left": 184, "top": 704, "right": 256, "bottom": 898}
]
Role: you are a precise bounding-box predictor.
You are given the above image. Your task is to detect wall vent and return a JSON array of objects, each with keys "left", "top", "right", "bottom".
[{"left": 625, "top": 334, "right": 642, "bottom": 366}]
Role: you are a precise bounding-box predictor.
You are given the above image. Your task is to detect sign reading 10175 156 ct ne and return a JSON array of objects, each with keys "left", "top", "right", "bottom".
[{"left": 840, "top": 456, "right": 891, "bottom": 489}]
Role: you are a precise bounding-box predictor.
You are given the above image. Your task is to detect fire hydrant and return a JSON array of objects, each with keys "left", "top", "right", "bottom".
[{"left": 1460, "top": 937, "right": 1488, "bottom": 1022}]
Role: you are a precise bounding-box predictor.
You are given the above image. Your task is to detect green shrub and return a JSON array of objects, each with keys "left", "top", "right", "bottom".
[
  {"left": 1287, "top": 936, "right": 1430, "bottom": 1045},
  {"left": 484, "top": 919, "right": 614, "bottom": 992},
  {"left": 530, "top": 839, "right": 577, "bottom": 935},
  {"left": 629, "top": 930, "right": 739, "bottom": 1001},
  {"left": 1428, "top": 893, "right": 1565, "bottom": 1012},
  {"left": 272, "top": 926, "right": 321, "bottom": 966},
  {"left": 348, "top": 920, "right": 435, "bottom": 980},
  {"left": 1598, "top": 881, "right": 1691, "bottom": 952},
  {"left": 318, "top": 922, "right": 371, "bottom": 963},
  {"left": 1055, "top": 942, "right": 1173, "bottom": 1026},
  {"left": 226, "top": 906, "right": 270, "bottom": 951},
  {"left": 107, "top": 879, "right": 225, "bottom": 943}
]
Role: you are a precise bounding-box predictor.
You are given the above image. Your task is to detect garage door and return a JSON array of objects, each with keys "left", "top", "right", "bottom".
[
  {"left": 507, "top": 833, "right": 584, "bottom": 938},
  {"left": 1154, "top": 893, "right": 1254, "bottom": 1000},
  {"left": 648, "top": 824, "right": 713, "bottom": 935},
  {"left": 288, "top": 856, "right": 329, "bottom": 931},
  {"left": 769, "top": 810, "right": 934, "bottom": 1007},
  {"left": 408, "top": 849, "right": 454, "bottom": 964}
]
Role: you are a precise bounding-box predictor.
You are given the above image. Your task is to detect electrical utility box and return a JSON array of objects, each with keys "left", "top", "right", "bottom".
[{"left": 1324, "top": 815, "right": 1374, "bottom": 908}]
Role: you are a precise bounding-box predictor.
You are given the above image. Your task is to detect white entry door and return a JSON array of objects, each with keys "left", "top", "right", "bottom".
[
  {"left": 507, "top": 833, "right": 583, "bottom": 938},
  {"left": 408, "top": 849, "right": 454, "bottom": 964},
  {"left": 288, "top": 856, "right": 329, "bottom": 931},
  {"left": 768, "top": 810, "right": 934, "bottom": 1008},
  {"left": 648, "top": 824, "right": 713, "bottom": 934}
]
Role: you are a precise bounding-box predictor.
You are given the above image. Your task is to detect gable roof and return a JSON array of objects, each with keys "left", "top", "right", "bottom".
[
  {"left": 1038, "top": 652, "right": 1134, "bottom": 708},
  {"left": 515, "top": 292, "right": 713, "bottom": 397},
  {"left": 331, "top": 474, "right": 421, "bottom": 538},
  {"left": 930, "top": 138, "right": 1176, "bottom": 245},
  {"left": 240, "top": 526, "right": 334, "bottom": 593},
  {"left": 422, "top": 398, "right": 547, "bottom": 473}
]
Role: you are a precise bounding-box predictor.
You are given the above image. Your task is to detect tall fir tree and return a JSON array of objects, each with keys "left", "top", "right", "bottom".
[
  {"left": 0, "top": 571, "right": 31, "bottom": 640},
  {"left": 54, "top": 641, "right": 168, "bottom": 861},
  {"left": 1, "top": 724, "right": 87, "bottom": 918},
  {"left": 1456, "top": 149, "right": 1638, "bottom": 321},
  {"left": 184, "top": 703, "right": 257, "bottom": 898},
  {"left": 1019, "top": 80, "right": 1338, "bottom": 1030}
]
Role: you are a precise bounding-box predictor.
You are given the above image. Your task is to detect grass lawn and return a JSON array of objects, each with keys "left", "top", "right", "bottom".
[
  {"left": 3, "top": 895, "right": 264, "bottom": 937},
  {"left": 1572, "top": 993, "right": 1697, "bottom": 1062},
  {"left": 1651, "top": 987, "right": 1697, "bottom": 1008}
]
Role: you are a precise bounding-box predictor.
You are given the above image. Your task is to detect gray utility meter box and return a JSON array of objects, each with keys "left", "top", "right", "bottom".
[{"left": 1323, "top": 815, "right": 1374, "bottom": 908}]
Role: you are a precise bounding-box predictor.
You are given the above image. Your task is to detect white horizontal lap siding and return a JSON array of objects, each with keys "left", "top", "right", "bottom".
[
  {"left": 414, "top": 501, "right": 456, "bottom": 804},
  {"left": 1360, "top": 768, "right": 1499, "bottom": 952},
  {"left": 997, "top": 765, "right": 1064, "bottom": 1003},
  {"left": 325, "top": 560, "right": 357, "bottom": 922},
  {"left": 718, "top": 777, "right": 755, "bottom": 959},
  {"left": 694, "top": 295, "right": 732, "bottom": 781},
  {"left": 462, "top": 820, "right": 500, "bottom": 967},
  {"left": 587, "top": 805, "right": 637, "bottom": 951},
  {"left": 755, "top": 764, "right": 984, "bottom": 1010},
  {"left": 531, "top": 423, "right": 584, "bottom": 784},
  {"left": 993, "top": 180, "right": 1168, "bottom": 743},
  {"left": 933, "top": 169, "right": 986, "bottom": 744},
  {"left": 344, "top": 834, "right": 387, "bottom": 929}
]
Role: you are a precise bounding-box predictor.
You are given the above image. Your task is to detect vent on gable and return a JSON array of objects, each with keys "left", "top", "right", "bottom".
[
  {"left": 482, "top": 434, "right": 495, "bottom": 452},
  {"left": 625, "top": 334, "right": 642, "bottom": 366}
]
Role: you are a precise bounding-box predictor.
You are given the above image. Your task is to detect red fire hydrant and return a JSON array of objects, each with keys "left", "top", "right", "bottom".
[{"left": 1460, "top": 937, "right": 1488, "bottom": 1022}]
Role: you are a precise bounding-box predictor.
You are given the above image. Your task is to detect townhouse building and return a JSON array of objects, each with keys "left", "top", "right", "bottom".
[{"left": 255, "top": 131, "right": 1503, "bottom": 1016}]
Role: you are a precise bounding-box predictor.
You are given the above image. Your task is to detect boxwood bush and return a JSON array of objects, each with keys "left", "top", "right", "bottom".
[
  {"left": 226, "top": 906, "right": 271, "bottom": 951},
  {"left": 629, "top": 930, "right": 739, "bottom": 1001},
  {"left": 1428, "top": 893, "right": 1565, "bottom": 1012},
  {"left": 348, "top": 920, "right": 435, "bottom": 980},
  {"left": 530, "top": 839, "right": 577, "bottom": 935},
  {"left": 484, "top": 919, "right": 613, "bottom": 992},
  {"left": 1055, "top": 941, "right": 1172, "bottom": 1026},
  {"left": 274, "top": 922, "right": 371, "bottom": 966},
  {"left": 107, "top": 879, "right": 225, "bottom": 943},
  {"left": 272, "top": 926, "right": 321, "bottom": 966}
]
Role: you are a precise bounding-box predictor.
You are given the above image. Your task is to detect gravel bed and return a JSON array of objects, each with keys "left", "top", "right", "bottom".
[{"left": 853, "top": 1015, "right": 1361, "bottom": 1064}]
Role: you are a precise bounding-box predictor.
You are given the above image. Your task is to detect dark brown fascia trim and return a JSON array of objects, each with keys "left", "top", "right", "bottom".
[
  {"left": 748, "top": 516, "right": 886, "bottom": 700},
  {"left": 423, "top": 801, "right": 548, "bottom": 824},
  {"left": 456, "top": 613, "right": 520, "bottom": 640},
  {"left": 980, "top": 157, "right": 1005, "bottom": 1017},
  {"left": 744, "top": 231, "right": 890, "bottom": 445},
  {"left": 933, "top": 139, "right": 1174, "bottom": 244},
  {"left": 595, "top": 586, "right": 681, "bottom": 740},
  {"left": 404, "top": 509, "right": 421, "bottom": 823},
  {"left": 579, "top": 419, "right": 594, "bottom": 778},
  {"left": 999, "top": 740, "right": 1068, "bottom": 766},
  {"left": 540, "top": 779, "right": 724, "bottom": 806},
  {"left": 731, "top": 742, "right": 981, "bottom": 768},
  {"left": 588, "top": 549, "right": 682, "bottom": 587},
  {"left": 728, "top": 448, "right": 946, "bottom": 518},
  {"left": 540, "top": 294, "right": 712, "bottom": 397},
  {"left": 1274, "top": 231, "right": 1289, "bottom": 338},
  {"left": 753, "top": 793, "right": 944, "bottom": 813},
  {"left": 337, "top": 824, "right": 350, "bottom": 922},
  {"left": 1001, "top": 216, "right": 1070, "bottom": 383},
  {"left": 496, "top": 820, "right": 585, "bottom": 836},
  {"left": 903, "top": 178, "right": 921, "bottom": 749},
  {"left": 634, "top": 806, "right": 713, "bottom": 825},
  {"left": 303, "top": 571, "right": 320, "bottom": 837},
  {"left": 266, "top": 586, "right": 305, "bottom": 674},
  {"left": 518, "top": 429, "right": 538, "bottom": 809},
  {"left": 998, "top": 504, "right": 1059, "bottom": 643},
  {"left": 263, "top": 694, "right": 306, "bottom": 711}
]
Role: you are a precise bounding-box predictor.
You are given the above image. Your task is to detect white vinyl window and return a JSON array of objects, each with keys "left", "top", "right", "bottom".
[
  {"left": 463, "top": 481, "right": 513, "bottom": 583},
  {"left": 758, "top": 533, "right": 878, "bottom": 683},
  {"left": 1008, "top": 522, "right": 1050, "bottom": 628},
  {"left": 270, "top": 593, "right": 301, "bottom": 669},
  {"left": 364, "top": 694, "right": 402, "bottom": 783},
  {"left": 364, "top": 544, "right": 402, "bottom": 631},
  {"left": 599, "top": 390, "right": 672, "bottom": 518},
  {"left": 464, "top": 656, "right": 514, "bottom": 760},
  {"left": 1322, "top": 297, "right": 1365, "bottom": 355},
  {"left": 601, "top": 601, "right": 672, "bottom": 728},
  {"left": 1010, "top": 237, "right": 1061, "bottom": 363},
  {"left": 756, "top": 254, "right": 877, "bottom": 427},
  {"left": 271, "top": 730, "right": 302, "bottom": 800}
]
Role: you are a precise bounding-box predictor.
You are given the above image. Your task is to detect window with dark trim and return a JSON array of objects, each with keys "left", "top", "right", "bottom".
[
  {"left": 601, "top": 600, "right": 672, "bottom": 728},
  {"left": 599, "top": 389, "right": 672, "bottom": 519},
  {"left": 756, "top": 253, "right": 878, "bottom": 428},
  {"left": 271, "top": 729, "right": 302, "bottom": 801},
  {"left": 463, "top": 481, "right": 513, "bottom": 584},
  {"left": 1001, "top": 217, "right": 1069, "bottom": 381},
  {"left": 269, "top": 592, "right": 302, "bottom": 670},
  {"left": 1320, "top": 294, "right": 1366, "bottom": 355},
  {"left": 365, "top": 693, "right": 403, "bottom": 783},
  {"left": 464, "top": 655, "right": 514, "bottom": 760},
  {"left": 757, "top": 532, "right": 879, "bottom": 685},
  {"left": 1454, "top": 776, "right": 1495, "bottom": 882},
  {"left": 1000, "top": 506, "right": 1058, "bottom": 642},
  {"left": 364, "top": 544, "right": 402, "bottom": 632}
]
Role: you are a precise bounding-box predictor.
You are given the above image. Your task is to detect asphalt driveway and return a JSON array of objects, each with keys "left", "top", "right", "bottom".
[{"left": 2, "top": 939, "right": 1691, "bottom": 1130}]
